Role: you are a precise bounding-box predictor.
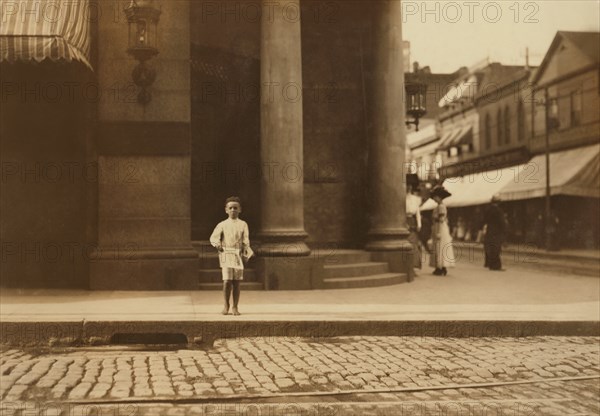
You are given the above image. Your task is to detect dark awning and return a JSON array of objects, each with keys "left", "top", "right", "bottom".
[
  {"left": 0, "top": 0, "right": 92, "bottom": 69},
  {"left": 452, "top": 126, "right": 473, "bottom": 148},
  {"left": 438, "top": 126, "right": 473, "bottom": 151},
  {"left": 498, "top": 143, "right": 600, "bottom": 201}
]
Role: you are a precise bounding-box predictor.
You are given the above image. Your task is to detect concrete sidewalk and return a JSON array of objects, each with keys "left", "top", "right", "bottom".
[
  {"left": 1, "top": 260, "right": 598, "bottom": 323},
  {"left": 451, "top": 242, "right": 600, "bottom": 276}
]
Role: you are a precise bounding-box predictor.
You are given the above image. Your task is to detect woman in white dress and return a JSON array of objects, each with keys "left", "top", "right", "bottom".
[
  {"left": 406, "top": 175, "right": 422, "bottom": 271},
  {"left": 429, "top": 186, "right": 454, "bottom": 275}
]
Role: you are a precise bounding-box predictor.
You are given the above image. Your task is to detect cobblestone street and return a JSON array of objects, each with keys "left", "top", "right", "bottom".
[{"left": 1, "top": 336, "right": 598, "bottom": 415}]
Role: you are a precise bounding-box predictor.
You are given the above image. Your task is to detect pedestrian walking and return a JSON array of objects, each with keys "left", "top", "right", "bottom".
[
  {"left": 210, "top": 196, "right": 253, "bottom": 315},
  {"left": 429, "top": 185, "right": 454, "bottom": 275},
  {"left": 406, "top": 174, "right": 422, "bottom": 273},
  {"left": 482, "top": 195, "right": 506, "bottom": 271}
]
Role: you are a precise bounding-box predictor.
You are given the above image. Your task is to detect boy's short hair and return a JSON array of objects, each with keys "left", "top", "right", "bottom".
[{"left": 225, "top": 196, "right": 241, "bottom": 206}]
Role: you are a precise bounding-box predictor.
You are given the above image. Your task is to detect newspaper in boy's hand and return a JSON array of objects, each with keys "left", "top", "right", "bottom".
[
  {"left": 243, "top": 246, "right": 254, "bottom": 262},
  {"left": 219, "top": 248, "right": 244, "bottom": 270}
]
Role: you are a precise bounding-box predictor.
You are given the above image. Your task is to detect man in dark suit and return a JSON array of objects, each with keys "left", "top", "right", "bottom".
[{"left": 482, "top": 195, "right": 506, "bottom": 271}]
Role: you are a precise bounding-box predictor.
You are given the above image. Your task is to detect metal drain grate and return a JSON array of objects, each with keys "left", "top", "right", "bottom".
[{"left": 110, "top": 333, "right": 188, "bottom": 345}]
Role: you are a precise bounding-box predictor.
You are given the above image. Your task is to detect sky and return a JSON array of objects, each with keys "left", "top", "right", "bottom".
[{"left": 403, "top": 0, "right": 600, "bottom": 73}]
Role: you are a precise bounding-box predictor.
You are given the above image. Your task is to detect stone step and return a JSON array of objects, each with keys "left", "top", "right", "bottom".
[
  {"left": 320, "top": 249, "right": 372, "bottom": 265},
  {"left": 323, "top": 273, "right": 408, "bottom": 289},
  {"left": 198, "top": 269, "right": 259, "bottom": 283},
  {"left": 323, "top": 262, "right": 389, "bottom": 278},
  {"left": 193, "top": 244, "right": 374, "bottom": 267},
  {"left": 197, "top": 282, "right": 264, "bottom": 291},
  {"left": 197, "top": 253, "right": 221, "bottom": 269}
]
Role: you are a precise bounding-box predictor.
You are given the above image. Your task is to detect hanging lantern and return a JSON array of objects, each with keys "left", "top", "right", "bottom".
[
  {"left": 405, "top": 82, "right": 427, "bottom": 131},
  {"left": 124, "top": 0, "right": 161, "bottom": 104}
]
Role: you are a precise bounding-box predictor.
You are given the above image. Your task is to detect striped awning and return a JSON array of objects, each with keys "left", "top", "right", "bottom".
[
  {"left": 421, "top": 164, "right": 530, "bottom": 211},
  {"left": 0, "top": 0, "right": 92, "bottom": 69},
  {"left": 497, "top": 144, "right": 600, "bottom": 201}
]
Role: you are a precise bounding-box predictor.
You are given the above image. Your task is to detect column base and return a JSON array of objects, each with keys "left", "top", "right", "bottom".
[
  {"left": 256, "top": 231, "right": 311, "bottom": 257},
  {"left": 368, "top": 241, "right": 415, "bottom": 282},
  {"left": 255, "top": 256, "right": 324, "bottom": 290},
  {"left": 89, "top": 247, "right": 198, "bottom": 290},
  {"left": 365, "top": 228, "right": 410, "bottom": 251}
]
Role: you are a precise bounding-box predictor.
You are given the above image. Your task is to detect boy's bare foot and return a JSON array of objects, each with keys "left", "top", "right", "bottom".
[
  {"left": 231, "top": 307, "right": 240, "bottom": 316},
  {"left": 221, "top": 305, "right": 230, "bottom": 315}
]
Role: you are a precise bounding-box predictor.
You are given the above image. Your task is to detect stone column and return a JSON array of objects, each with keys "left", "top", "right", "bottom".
[
  {"left": 258, "top": 0, "right": 309, "bottom": 257},
  {"left": 366, "top": 1, "right": 412, "bottom": 273},
  {"left": 255, "top": 0, "right": 326, "bottom": 290}
]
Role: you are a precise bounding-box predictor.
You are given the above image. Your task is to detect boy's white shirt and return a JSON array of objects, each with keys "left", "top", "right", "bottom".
[{"left": 209, "top": 218, "right": 253, "bottom": 266}]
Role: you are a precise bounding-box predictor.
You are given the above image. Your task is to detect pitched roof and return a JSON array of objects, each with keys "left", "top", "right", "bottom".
[
  {"left": 532, "top": 31, "right": 599, "bottom": 84},
  {"left": 559, "top": 31, "right": 600, "bottom": 63}
]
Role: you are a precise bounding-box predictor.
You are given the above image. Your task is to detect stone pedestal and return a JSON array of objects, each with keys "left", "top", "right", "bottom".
[
  {"left": 370, "top": 247, "right": 415, "bottom": 282},
  {"left": 256, "top": 256, "right": 325, "bottom": 291},
  {"left": 89, "top": 123, "right": 197, "bottom": 290}
]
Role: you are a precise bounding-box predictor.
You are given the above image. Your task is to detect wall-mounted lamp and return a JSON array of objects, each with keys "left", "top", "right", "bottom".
[
  {"left": 125, "top": 0, "right": 161, "bottom": 105},
  {"left": 405, "top": 82, "right": 427, "bottom": 131}
]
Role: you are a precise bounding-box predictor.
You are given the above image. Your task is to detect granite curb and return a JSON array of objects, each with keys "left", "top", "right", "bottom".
[{"left": 2, "top": 320, "right": 599, "bottom": 347}]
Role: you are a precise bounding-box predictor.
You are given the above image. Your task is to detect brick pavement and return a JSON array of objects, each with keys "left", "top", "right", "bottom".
[{"left": 1, "top": 337, "right": 598, "bottom": 414}]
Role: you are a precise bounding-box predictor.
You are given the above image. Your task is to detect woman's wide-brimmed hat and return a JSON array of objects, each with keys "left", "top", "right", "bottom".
[
  {"left": 406, "top": 174, "right": 420, "bottom": 187},
  {"left": 406, "top": 174, "right": 420, "bottom": 191},
  {"left": 430, "top": 185, "right": 452, "bottom": 200}
]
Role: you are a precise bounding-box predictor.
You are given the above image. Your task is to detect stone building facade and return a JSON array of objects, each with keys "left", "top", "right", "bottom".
[{"left": 1, "top": 0, "right": 415, "bottom": 289}]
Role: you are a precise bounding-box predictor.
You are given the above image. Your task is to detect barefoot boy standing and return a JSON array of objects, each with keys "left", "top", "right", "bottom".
[{"left": 210, "top": 197, "right": 252, "bottom": 315}]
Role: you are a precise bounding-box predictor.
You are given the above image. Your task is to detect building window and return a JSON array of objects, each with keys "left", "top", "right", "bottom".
[
  {"left": 497, "top": 109, "right": 503, "bottom": 146},
  {"left": 550, "top": 98, "right": 558, "bottom": 115},
  {"left": 548, "top": 98, "right": 559, "bottom": 132},
  {"left": 504, "top": 106, "right": 511, "bottom": 145},
  {"left": 533, "top": 90, "right": 545, "bottom": 137},
  {"left": 517, "top": 100, "right": 525, "bottom": 142},
  {"left": 571, "top": 90, "right": 582, "bottom": 126},
  {"left": 485, "top": 113, "right": 491, "bottom": 149}
]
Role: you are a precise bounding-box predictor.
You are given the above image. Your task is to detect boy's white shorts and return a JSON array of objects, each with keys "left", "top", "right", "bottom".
[{"left": 222, "top": 268, "right": 243, "bottom": 281}]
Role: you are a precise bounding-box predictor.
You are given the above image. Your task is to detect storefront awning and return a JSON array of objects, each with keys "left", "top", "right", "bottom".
[
  {"left": 438, "top": 129, "right": 460, "bottom": 150},
  {"left": 497, "top": 143, "right": 600, "bottom": 201},
  {"left": 0, "top": 0, "right": 92, "bottom": 69},
  {"left": 438, "top": 126, "right": 473, "bottom": 151},
  {"left": 421, "top": 164, "right": 528, "bottom": 211},
  {"left": 453, "top": 126, "right": 473, "bottom": 147}
]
